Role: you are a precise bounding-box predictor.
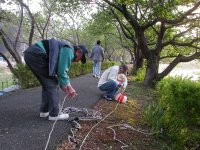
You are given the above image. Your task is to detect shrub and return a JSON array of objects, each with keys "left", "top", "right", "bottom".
[
  {"left": 135, "top": 67, "right": 146, "bottom": 81},
  {"left": 143, "top": 101, "right": 164, "bottom": 134},
  {"left": 13, "top": 63, "right": 40, "bottom": 89},
  {"left": 143, "top": 77, "right": 200, "bottom": 149}
]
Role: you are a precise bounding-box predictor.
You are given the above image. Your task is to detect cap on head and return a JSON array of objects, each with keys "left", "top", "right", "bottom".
[
  {"left": 78, "top": 44, "right": 88, "bottom": 55},
  {"left": 73, "top": 45, "right": 87, "bottom": 64}
]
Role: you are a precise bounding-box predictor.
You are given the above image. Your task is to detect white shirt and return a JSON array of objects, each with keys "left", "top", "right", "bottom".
[{"left": 97, "top": 66, "right": 128, "bottom": 89}]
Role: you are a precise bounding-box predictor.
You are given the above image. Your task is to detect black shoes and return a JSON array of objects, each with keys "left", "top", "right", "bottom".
[{"left": 101, "top": 94, "right": 113, "bottom": 101}]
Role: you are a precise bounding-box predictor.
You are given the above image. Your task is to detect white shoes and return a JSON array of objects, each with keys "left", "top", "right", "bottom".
[
  {"left": 40, "top": 112, "right": 69, "bottom": 120},
  {"left": 40, "top": 112, "right": 49, "bottom": 118},
  {"left": 48, "top": 113, "right": 69, "bottom": 121}
]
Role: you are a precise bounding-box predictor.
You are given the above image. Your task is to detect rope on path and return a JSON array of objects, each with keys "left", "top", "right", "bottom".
[
  {"left": 107, "top": 125, "right": 128, "bottom": 150},
  {"left": 44, "top": 94, "right": 160, "bottom": 150},
  {"left": 64, "top": 106, "right": 103, "bottom": 144},
  {"left": 44, "top": 94, "right": 70, "bottom": 150},
  {"left": 107, "top": 124, "right": 157, "bottom": 150},
  {"left": 77, "top": 101, "right": 161, "bottom": 150},
  {"left": 44, "top": 95, "right": 103, "bottom": 150},
  {"left": 63, "top": 106, "right": 102, "bottom": 121},
  {"left": 78, "top": 102, "right": 120, "bottom": 150}
]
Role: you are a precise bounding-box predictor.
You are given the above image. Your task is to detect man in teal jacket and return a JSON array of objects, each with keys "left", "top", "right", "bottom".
[{"left": 24, "top": 38, "right": 87, "bottom": 121}]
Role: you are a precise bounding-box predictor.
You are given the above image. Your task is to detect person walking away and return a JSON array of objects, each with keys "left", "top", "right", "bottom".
[
  {"left": 90, "top": 40, "right": 104, "bottom": 78},
  {"left": 23, "top": 38, "right": 87, "bottom": 121},
  {"left": 97, "top": 65, "right": 128, "bottom": 101}
]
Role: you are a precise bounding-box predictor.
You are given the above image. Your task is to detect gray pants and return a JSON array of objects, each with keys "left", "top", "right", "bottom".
[{"left": 24, "top": 49, "right": 59, "bottom": 117}]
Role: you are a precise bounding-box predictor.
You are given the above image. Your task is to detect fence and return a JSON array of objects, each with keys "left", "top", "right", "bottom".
[{"left": 0, "top": 80, "right": 15, "bottom": 91}]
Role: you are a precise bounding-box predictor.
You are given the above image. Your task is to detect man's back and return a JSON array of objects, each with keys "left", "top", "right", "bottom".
[{"left": 91, "top": 44, "right": 104, "bottom": 61}]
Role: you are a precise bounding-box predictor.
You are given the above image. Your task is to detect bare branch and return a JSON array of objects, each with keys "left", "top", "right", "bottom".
[
  {"left": 14, "top": 4, "right": 23, "bottom": 49},
  {"left": 143, "top": 1, "right": 200, "bottom": 29},
  {"left": 157, "top": 52, "right": 200, "bottom": 80},
  {"left": 156, "top": 23, "right": 166, "bottom": 52},
  {"left": 158, "top": 1, "right": 200, "bottom": 24},
  {"left": 16, "top": 0, "right": 35, "bottom": 46},
  {"left": 110, "top": 8, "right": 134, "bottom": 40},
  {"left": 0, "top": 29, "right": 22, "bottom": 63},
  {"left": 160, "top": 55, "right": 178, "bottom": 60}
]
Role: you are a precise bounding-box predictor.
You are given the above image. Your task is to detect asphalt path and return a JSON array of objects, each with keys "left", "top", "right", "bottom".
[{"left": 0, "top": 74, "right": 103, "bottom": 150}]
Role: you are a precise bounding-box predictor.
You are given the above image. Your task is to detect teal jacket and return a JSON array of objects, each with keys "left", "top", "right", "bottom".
[{"left": 36, "top": 38, "right": 74, "bottom": 88}]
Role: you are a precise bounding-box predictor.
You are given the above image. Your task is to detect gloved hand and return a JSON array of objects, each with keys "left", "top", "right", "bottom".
[{"left": 63, "top": 84, "right": 77, "bottom": 97}]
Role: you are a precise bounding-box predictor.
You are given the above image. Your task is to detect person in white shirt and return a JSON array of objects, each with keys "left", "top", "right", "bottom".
[{"left": 98, "top": 65, "right": 128, "bottom": 101}]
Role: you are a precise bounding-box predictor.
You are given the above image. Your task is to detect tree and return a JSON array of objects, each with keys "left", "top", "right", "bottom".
[
  {"left": 0, "top": 0, "right": 94, "bottom": 73},
  {"left": 0, "top": 1, "right": 22, "bottom": 72},
  {"left": 100, "top": 0, "right": 200, "bottom": 87},
  {"left": 84, "top": 8, "right": 133, "bottom": 61}
]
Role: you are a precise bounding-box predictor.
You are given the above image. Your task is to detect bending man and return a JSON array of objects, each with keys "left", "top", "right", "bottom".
[{"left": 24, "top": 38, "right": 87, "bottom": 121}]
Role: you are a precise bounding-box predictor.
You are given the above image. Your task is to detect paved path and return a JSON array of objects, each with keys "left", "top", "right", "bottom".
[{"left": 0, "top": 74, "right": 103, "bottom": 150}]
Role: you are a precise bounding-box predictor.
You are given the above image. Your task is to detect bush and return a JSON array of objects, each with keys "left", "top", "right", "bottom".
[
  {"left": 135, "top": 67, "right": 146, "bottom": 81},
  {"left": 143, "top": 101, "right": 164, "bottom": 134},
  {"left": 13, "top": 63, "right": 40, "bottom": 89},
  {"left": 143, "top": 77, "right": 200, "bottom": 149}
]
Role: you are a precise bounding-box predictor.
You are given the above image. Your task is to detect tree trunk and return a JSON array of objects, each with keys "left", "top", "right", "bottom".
[
  {"left": 143, "top": 51, "right": 159, "bottom": 87},
  {"left": 135, "top": 47, "right": 144, "bottom": 71}
]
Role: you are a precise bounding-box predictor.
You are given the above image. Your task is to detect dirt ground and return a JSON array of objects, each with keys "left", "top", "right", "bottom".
[{"left": 56, "top": 81, "right": 168, "bottom": 150}]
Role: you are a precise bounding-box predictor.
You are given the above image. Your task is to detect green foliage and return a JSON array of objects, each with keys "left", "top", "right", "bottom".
[
  {"left": 143, "top": 77, "right": 200, "bottom": 149},
  {"left": 134, "top": 67, "right": 146, "bottom": 81},
  {"left": 85, "top": 8, "right": 133, "bottom": 61},
  {"left": 13, "top": 63, "right": 40, "bottom": 89},
  {"left": 88, "top": 10, "right": 116, "bottom": 35},
  {"left": 158, "top": 77, "right": 200, "bottom": 125},
  {"left": 143, "top": 101, "right": 164, "bottom": 134}
]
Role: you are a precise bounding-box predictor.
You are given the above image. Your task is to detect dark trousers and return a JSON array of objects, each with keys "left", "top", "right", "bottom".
[
  {"left": 99, "top": 80, "right": 119, "bottom": 98},
  {"left": 24, "top": 51, "right": 59, "bottom": 117}
]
